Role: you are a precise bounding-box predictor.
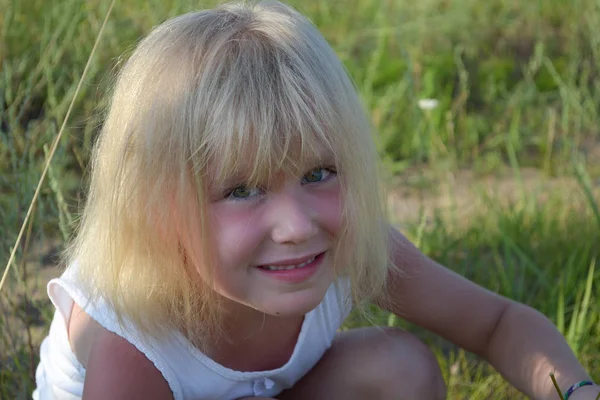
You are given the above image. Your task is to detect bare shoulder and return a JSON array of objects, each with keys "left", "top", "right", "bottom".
[
  {"left": 376, "top": 228, "right": 513, "bottom": 355},
  {"left": 68, "top": 303, "right": 173, "bottom": 400},
  {"left": 68, "top": 302, "right": 104, "bottom": 367}
]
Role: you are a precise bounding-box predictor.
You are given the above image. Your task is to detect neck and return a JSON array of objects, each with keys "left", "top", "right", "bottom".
[{"left": 202, "top": 296, "right": 305, "bottom": 372}]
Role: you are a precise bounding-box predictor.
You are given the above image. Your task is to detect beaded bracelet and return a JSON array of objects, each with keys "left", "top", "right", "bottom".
[{"left": 563, "top": 380, "right": 598, "bottom": 400}]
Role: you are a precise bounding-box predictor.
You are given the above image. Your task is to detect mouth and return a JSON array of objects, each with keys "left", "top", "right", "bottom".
[
  {"left": 258, "top": 253, "right": 320, "bottom": 271},
  {"left": 255, "top": 252, "right": 326, "bottom": 283}
]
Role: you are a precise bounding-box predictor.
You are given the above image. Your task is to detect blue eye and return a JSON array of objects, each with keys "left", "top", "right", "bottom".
[
  {"left": 301, "top": 167, "right": 335, "bottom": 184},
  {"left": 227, "top": 185, "right": 262, "bottom": 200}
]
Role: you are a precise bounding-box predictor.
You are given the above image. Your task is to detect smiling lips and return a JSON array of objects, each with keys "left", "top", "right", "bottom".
[
  {"left": 259, "top": 254, "right": 317, "bottom": 271},
  {"left": 256, "top": 252, "right": 325, "bottom": 283}
]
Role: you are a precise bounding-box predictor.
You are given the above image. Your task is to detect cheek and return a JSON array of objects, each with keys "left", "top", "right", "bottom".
[
  {"left": 310, "top": 184, "right": 343, "bottom": 237},
  {"left": 208, "top": 203, "right": 264, "bottom": 268}
]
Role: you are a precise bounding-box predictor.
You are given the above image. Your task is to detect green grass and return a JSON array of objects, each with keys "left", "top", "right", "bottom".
[{"left": 1, "top": 0, "right": 599, "bottom": 398}]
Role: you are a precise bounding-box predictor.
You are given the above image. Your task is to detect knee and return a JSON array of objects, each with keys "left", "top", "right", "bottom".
[{"left": 359, "top": 327, "right": 446, "bottom": 400}]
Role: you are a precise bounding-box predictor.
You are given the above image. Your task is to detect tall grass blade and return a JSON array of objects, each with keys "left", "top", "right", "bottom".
[
  {"left": 573, "top": 160, "right": 600, "bottom": 229},
  {"left": 0, "top": 0, "right": 116, "bottom": 294}
]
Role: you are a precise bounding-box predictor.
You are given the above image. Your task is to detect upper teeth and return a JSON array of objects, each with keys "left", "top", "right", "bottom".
[{"left": 263, "top": 255, "right": 316, "bottom": 271}]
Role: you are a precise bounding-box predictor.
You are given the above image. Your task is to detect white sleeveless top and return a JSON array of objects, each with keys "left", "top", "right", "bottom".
[{"left": 33, "top": 266, "right": 352, "bottom": 400}]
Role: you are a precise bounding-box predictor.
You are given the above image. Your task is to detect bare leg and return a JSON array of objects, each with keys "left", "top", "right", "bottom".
[{"left": 277, "top": 327, "right": 446, "bottom": 400}]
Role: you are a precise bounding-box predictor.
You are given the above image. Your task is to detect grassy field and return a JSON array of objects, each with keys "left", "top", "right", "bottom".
[{"left": 1, "top": 0, "right": 599, "bottom": 398}]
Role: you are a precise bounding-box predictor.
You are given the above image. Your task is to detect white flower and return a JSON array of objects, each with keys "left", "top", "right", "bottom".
[{"left": 418, "top": 98, "right": 439, "bottom": 111}]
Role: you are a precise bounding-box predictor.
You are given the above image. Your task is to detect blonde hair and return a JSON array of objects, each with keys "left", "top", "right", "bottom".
[{"left": 67, "top": 0, "right": 390, "bottom": 345}]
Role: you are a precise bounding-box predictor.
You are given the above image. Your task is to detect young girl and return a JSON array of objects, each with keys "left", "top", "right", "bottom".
[{"left": 34, "top": 1, "right": 597, "bottom": 399}]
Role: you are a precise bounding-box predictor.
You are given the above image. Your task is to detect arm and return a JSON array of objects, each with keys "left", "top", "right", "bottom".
[
  {"left": 376, "top": 227, "right": 598, "bottom": 400},
  {"left": 83, "top": 327, "right": 174, "bottom": 400},
  {"left": 68, "top": 304, "right": 173, "bottom": 400},
  {"left": 484, "top": 302, "right": 598, "bottom": 399}
]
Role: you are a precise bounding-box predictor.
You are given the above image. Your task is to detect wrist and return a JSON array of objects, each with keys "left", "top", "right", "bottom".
[{"left": 564, "top": 384, "right": 600, "bottom": 400}]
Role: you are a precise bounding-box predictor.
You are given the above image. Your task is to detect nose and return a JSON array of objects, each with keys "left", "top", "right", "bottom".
[{"left": 268, "top": 188, "right": 318, "bottom": 244}]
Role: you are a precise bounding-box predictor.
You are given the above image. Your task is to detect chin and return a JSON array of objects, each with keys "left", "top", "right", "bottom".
[{"left": 260, "top": 287, "right": 329, "bottom": 317}]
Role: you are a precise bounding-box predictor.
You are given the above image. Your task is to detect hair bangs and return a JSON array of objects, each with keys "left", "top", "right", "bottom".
[
  {"left": 198, "top": 116, "right": 339, "bottom": 193},
  {"left": 187, "top": 20, "right": 345, "bottom": 191}
]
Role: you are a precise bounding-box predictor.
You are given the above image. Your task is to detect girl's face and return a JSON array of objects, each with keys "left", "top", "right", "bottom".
[{"left": 202, "top": 152, "right": 342, "bottom": 319}]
